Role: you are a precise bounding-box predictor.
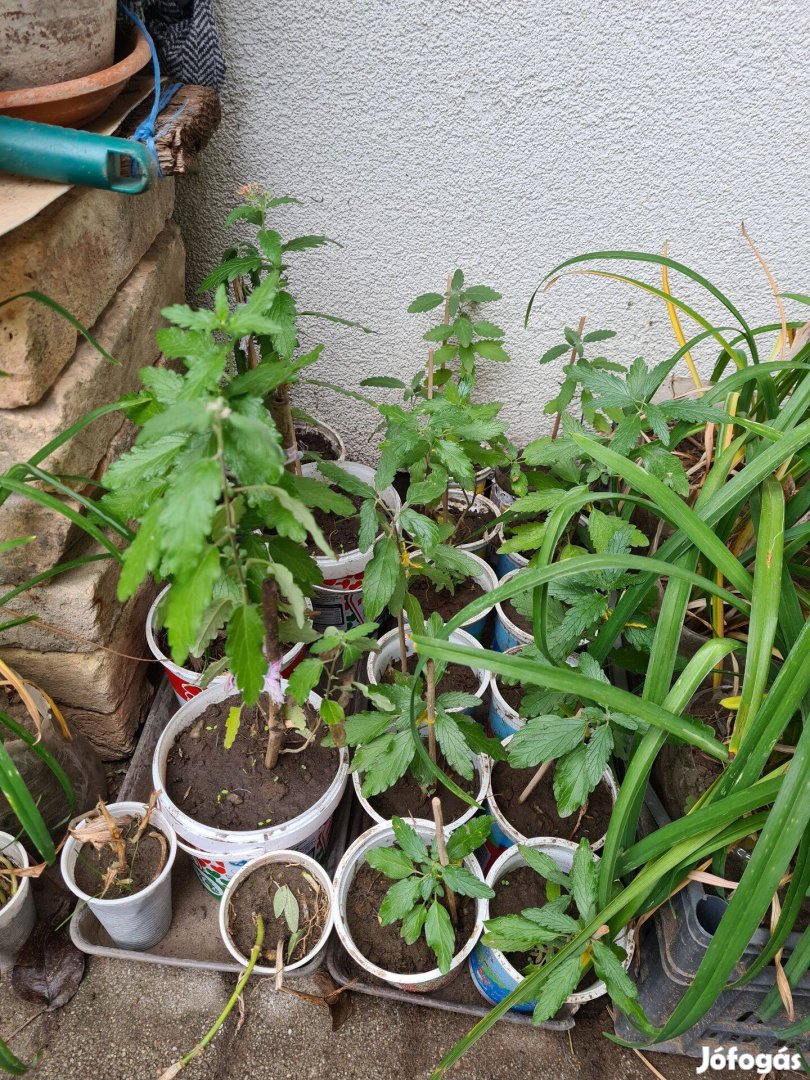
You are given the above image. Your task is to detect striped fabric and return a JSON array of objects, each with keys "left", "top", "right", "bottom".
[{"left": 135, "top": 1, "right": 226, "bottom": 89}]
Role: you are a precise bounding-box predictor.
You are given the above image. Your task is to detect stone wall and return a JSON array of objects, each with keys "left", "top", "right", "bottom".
[{"left": 0, "top": 181, "right": 184, "bottom": 758}]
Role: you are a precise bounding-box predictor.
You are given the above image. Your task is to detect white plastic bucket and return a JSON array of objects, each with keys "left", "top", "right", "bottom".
[
  {"left": 486, "top": 735, "right": 618, "bottom": 853},
  {"left": 219, "top": 849, "right": 335, "bottom": 976},
  {"left": 152, "top": 683, "right": 349, "bottom": 892},
  {"left": 0, "top": 831, "right": 35, "bottom": 974},
  {"left": 417, "top": 490, "right": 502, "bottom": 565},
  {"left": 407, "top": 549, "right": 498, "bottom": 642},
  {"left": 304, "top": 461, "right": 401, "bottom": 632},
  {"left": 294, "top": 416, "right": 346, "bottom": 462},
  {"left": 366, "top": 626, "right": 490, "bottom": 704},
  {"left": 488, "top": 646, "right": 525, "bottom": 739},
  {"left": 61, "top": 801, "right": 177, "bottom": 951},
  {"left": 469, "top": 839, "right": 633, "bottom": 1014},
  {"left": 146, "top": 586, "right": 308, "bottom": 705},
  {"left": 493, "top": 568, "right": 533, "bottom": 651},
  {"left": 489, "top": 473, "right": 515, "bottom": 513},
  {"left": 333, "top": 819, "right": 487, "bottom": 992}
]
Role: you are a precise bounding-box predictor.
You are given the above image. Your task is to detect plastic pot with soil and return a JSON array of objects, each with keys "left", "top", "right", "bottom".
[
  {"left": 405, "top": 550, "right": 498, "bottom": 643},
  {"left": 61, "top": 799, "right": 177, "bottom": 951},
  {"left": 219, "top": 849, "right": 335, "bottom": 976},
  {"left": 146, "top": 585, "right": 308, "bottom": 706},
  {"left": 486, "top": 734, "right": 617, "bottom": 854},
  {"left": 333, "top": 816, "right": 490, "bottom": 992},
  {"left": 302, "top": 461, "right": 401, "bottom": 632},
  {"left": 152, "top": 683, "right": 349, "bottom": 893},
  {"left": 411, "top": 489, "right": 502, "bottom": 565},
  {"left": 488, "top": 645, "right": 580, "bottom": 740},
  {"left": 469, "top": 838, "right": 634, "bottom": 1014},
  {"left": 493, "top": 568, "right": 534, "bottom": 650},
  {"left": 0, "top": 831, "right": 36, "bottom": 974},
  {"left": 293, "top": 416, "right": 346, "bottom": 463}
]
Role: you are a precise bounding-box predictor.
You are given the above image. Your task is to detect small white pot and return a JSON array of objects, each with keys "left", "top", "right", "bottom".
[
  {"left": 333, "top": 819, "right": 487, "bottom": 992},
  {"left": 294, "top": 416, "right": 346, "bottom": 462},
  {"left": 61, "top": 801, "right": 177, "bottom": 951},
  {"left": 219, "top": 849, "right": 335, "bottom": 976},
  {"left": 302, "top": 461, "right": 401, "bottom": 632},
  {"left": 406, "top": 549, "right": 498, "bottom": 642},
  {"left": 493, "top": 568, "right": 534, "bottom": 651},
  {"left": 366, "top": 626, "right": 489, "bottom": 701},
  {"left": 0, "top": 831, "right": 36, "bottom": 974},
  {"left": 152, "top": 684, "right": 349, "bottom": 892},
  {"left": 486, "top": 734, "right": 618, "bottom": 853},
  {"left": 146, "top": 586, "right": 308, "bottom": 705},
  {"left": 416, "top": 490, "right": 502, "bottom": 563},
  {"left": 469, "top": 839, "right": 634, "bottom": 1014}
]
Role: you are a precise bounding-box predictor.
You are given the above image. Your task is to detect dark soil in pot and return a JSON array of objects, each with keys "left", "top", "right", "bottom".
[
  {"left": 367, "top": 752, "right": 477, "bottom": 824},
  {"left": 347, "top": 861, "right": 477, "bottom": 974},
  {"left": 380, "top": 654, "right": 481, "bottom": 697},
  {"left": 489, "top": 864, "right": 597, "bottom": 986},
  {"left": 309, "top": 494, "right": 364, "bottom": 555},
  {"left": 295, "top": 425, "right": 339, "bottom": 460},
  {"left": 497, "top": 678, "right": 524, "bottom": 714},
  {"left": 73, "top": 815, "right": 166, "bottom": 900},
  {"left": 431, "top": 503, "right": 497, "bottom": 546},
  {"left": 652, "top": 686, "right": 731, "bottom": 819},
  {"left": 407, "top": 576, "right": 486, "bottom": 622},
  {"left": 502, "top": 597, "right": 531, "bottom": 635},
  {"left": 166, "top": 699, "right": 340, "bottom": 832},
  {"left": 228, "top": 860, "right": 330, "bottom": 965},
  {"left": 491, "top": 760, "right": 613, "bottom": 843}
]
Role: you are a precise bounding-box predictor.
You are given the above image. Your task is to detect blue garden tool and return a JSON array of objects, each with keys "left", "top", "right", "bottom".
[{"left": 0, "top": 115, "right": 155, "bottom": 194}]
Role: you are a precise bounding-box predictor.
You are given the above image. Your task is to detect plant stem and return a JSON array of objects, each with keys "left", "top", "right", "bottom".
[
  {"left": 552, "top": 315, "right": 585, "bottom": 441},
  {"left": 432, "top": 797, "right": 458, "bottom": 926},
  {"left": 262, "top": 578, "right": 284, "bottom": 769},
  {"left": 397, "top": 610, "right": 408, "bottom": 674},
  {"left": 274, "top": 937, "right": 284, "bottom": 991},
  {"left": 426, "top": 659, "right": 437, "bottom": 764},
  {"left": 517, "top": 759, "right": 553, "bottom": 806},
  {"left": 158, "top": 916, "right": 265, "bottom": 1079}
]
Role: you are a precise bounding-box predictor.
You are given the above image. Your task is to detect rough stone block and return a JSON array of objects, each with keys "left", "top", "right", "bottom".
[
  {"left": 0, "top": 223, "right": 185, "bottom": 475},
  {"left": 62, "top": 675, "right": 156, "bottom": 760},
  {"left": 0, "top": 179, "right": 175, "bottom": 407}
]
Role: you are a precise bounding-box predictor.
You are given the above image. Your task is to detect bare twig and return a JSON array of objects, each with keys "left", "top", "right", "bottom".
[{"left": 432, "top": 797, "right": 458, "bottom": 926}]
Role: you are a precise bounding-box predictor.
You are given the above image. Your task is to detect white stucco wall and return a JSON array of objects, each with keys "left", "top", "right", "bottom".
[{"left": 177, "top": 0, "right": 810, "bottom": 463}]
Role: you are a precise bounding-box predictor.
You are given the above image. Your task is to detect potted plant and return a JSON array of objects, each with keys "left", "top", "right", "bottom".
[
  {"left": 332, "top": 811, "right": 493, "bottom": 991},
  {"left": 0, "top": 831, "right": 36, "bottom": 976},
  {"left": 470, "top": 839, "right": 637, "bottom": 1021},
  {"left": 61, "top": 796, "right": 177, "bottom": 950},
  {"left": 219, "top": 848, "right": 334, "bottom": 977}
]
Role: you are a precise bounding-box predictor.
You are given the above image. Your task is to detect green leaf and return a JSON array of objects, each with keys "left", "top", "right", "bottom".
[
  {"left": 406, "top": 469, "right": 449, "bottom": 505},
  {"left": 570, "top": 840, "right": 598, "bottom": 922},
  {"left": 522, "top": 902, "right": 579, "bottom": 936},
  {"left": 425, "top": 899, "right": 456, "bottom": 973},
  {"left": 434, "top": 440, "right": 475, "bottom": 487},
  {"left": 320, "top": 699, "right": 344, "bottom": 728},
  {"left": 518, "top": 845, "right": 570, "bottom": 888},
  {"left": 532, "top": 955, "right": 584, "bottom": 1023},
  {"left": 434, "top": 712, "right": 474, "bottom": 781},
  {"left": 508, "top": 716, "right": 589, "bottom": 767},
  {"left": 401, "top": 902, "right": 428, "bottom": 945},
  {"left": 226, "top": 603, "right": 266, "bottom": 705},
  {"left": 446, "top": 815, "right": 494, "bottom": 861},
  {"left": 358, "top": 499, "right": 380, "bottom": 553},
  {"left": 380, "top": 875, "right": 422, "bottom": 924},
  {"left": 462, "top": 285, "right": 501, "bottom": 303},
  {"left": 224, "top": 706, "right": 242, "bottom": 750},
  {"left": 283, "top": 234, "right": 337, "bottom": 252},
  {"left": 442, "top": 864, "right": 493, "bottom": 899},
  {"left": 473, "top": 320, "right": 504, "bottom": 338},
  {"left": 588, "top": 508, "right": 648, "bottom": 553},
  {"left": 392, "top": 817, "right": 429, "bottom": 864},
  {"left": 287, "top": 657, "right": 323, "bottom": 705},
  {"left": 454, "top": 315, "right": 473, "bottom": 347},
  {"left": 366, "top": 845, "right": 415, "bottom": 880},
  {"left": 433, "top": 343, "right": 459, "bottom": 365},
  {"left": 474, "top": 340, "right": 510, "bottom": 362},
  {"left": 408, "top": 293, "right": 445, "bottom": 313},
  {"left": 356, "top": 729, "right": 414, "bottom": 796},
  {"left": 159, "top": 459, "right": 221, "bottom": 576},
  {"left": 361, "top": 376, "right": 407, "bottom": 388},
  {"left": 316, "top": 460, "right": 376, "bottom": 500},
  {"left": 482, "top": 915, "right": 561, "bottom": 952},
  {"left": 539, "top": 342, "right": 571, "bottom": 365},
  {"left": 116, "top": 503, "right": 162, "bottom": 601},
  {"left": 423, "top": 324, "right": 457, "bottom": 342},
  {"left": 0, "top": 736, "right": 55, "bottom": 863},
  {"left": 400, "top": 508, "right": 442, "bottom": 553},
  {"left": 362, "top": 537, "right": 401, "bottom": 620},
  {"left": 165, "top": 545, "right": 222, "bottom": 661}
]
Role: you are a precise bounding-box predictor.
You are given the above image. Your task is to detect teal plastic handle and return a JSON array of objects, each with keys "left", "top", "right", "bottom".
[{"left": 0, "top": 115, "right": 155, "bottom": 194}]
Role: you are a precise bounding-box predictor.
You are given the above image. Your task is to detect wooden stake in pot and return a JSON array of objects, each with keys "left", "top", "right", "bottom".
[
  {"left": 431, "top": 797, "right": 458, "bottom": 926},
  {"left": 397, "top": 611, "right": 409, "bottom": 675},
  {"left": 262, "top": 579, "right": 285, "bottom": 770}
]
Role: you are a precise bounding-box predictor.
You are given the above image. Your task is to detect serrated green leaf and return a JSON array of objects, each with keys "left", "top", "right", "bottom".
[
  {"left": 483, "top": 915, "right": 561, "bottom": 952},
  {"left": 380, "top": 875, "right": 422, "bottom": 924},
  {"left": 287, "top": 657, "right": 322, "bottom": 705},
  {"left": 366, "top": 845, "right": 416, "bottom": 880},
  {"left": 442, "top": 864, "right": 493, "bottom": 899},
  {"left": 518, "top": 845, "right": 571, "bottom": 888},
  {"left": 165, "top": 544, "right": 222, "bottom": 661},
  {"left": 226, "top": 603, "right": 266, "bottom": 704},
  {"left": 532, "top": 954, "right": 584, "bottom": 1023},
  {"left": 425, "top": 899, "right": 455, "bottom": 973},
  {"left": 508, "top": 716, "right": 589, "bottom": 767},
  {"left": 446, "top": 815, "right": 494, "bottom": 861},
  {"left": 408, "top": 292, "right": 445, "bottom": 313},
  {"left": 401, "top": 902, "right": 428, "bottom": 945},
  {"left": 474, "top": 340, "right": 510, "bottom": 362},
  {"left": 462, "top": 285, "right": 501, "bottom": 303},
  {"left": 391, "top": 817, "right": 429, "bottom": 863},
  {"left": 570, "top": 839, "right": 598, "bottom": 921},
  {"left": 362, "top": 537, "right": 401, "bottom": 620},
  {"left": 434, "top": 711, "right": 474, "bottom": 781}
]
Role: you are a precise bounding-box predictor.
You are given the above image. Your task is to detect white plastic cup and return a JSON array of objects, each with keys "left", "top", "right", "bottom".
[
  {"left": 0, "top": 831, "right": 36, "bottom": 974},
  {"left": 469, "top": 839, "right": 633, "bottom": 1013},
  {"left": 333, "top": 819, "right": 487, "bottom": 992},
  {"left": 303, "top": 461, "right": 401, "bottom": 632},
  {"left": 146, "top": 586, "right": 308, "bottom": 705},
  {"left": 219, "top": 849, "right": 335, "bottom": 976},
  {"left": 493, "top": 568, "right": 534, "bottom": 651},
  {"left": 486, "top": 734, "right": 618, "bottom": 853},
  {"left": 152, "top": 684, "right": 349, "bottom": 892},
  {"left": 366, "top": 626, "right": 490, "bottom": 703},
  {"left": 294, "top": 416, "right": 346, "bottom": 462},
  {"left": 405, "top": 549, "right": 498, "bottom": 643},
  {"left": 61, "top": 801, "right": 177, "bottom": 951}
]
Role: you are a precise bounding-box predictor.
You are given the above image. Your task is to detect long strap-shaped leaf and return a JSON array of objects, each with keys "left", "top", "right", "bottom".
[
  {"left": 652, "top": 697, "right": 810, "bottom": 1042},
  {"left": 411, "top": 637, "right": 727, "bottom": 761},
  {"left": 0, "top": 735, "right": 54, "bottom": 863},
  {"left": 0, "top": 1037, "right": 30, "bottom": 1076},
  {"left": 729, "top": 477, "right": 784, "bottom": 753}
]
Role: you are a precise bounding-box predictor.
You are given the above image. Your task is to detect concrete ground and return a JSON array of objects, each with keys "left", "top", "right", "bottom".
[{"left": 0, "top": 954, "right": 720, "bottom": 1080}]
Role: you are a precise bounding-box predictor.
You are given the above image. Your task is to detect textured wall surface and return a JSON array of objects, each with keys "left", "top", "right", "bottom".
[{"left": 177, "top": 0, "right": 810, "bottom": 462}]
